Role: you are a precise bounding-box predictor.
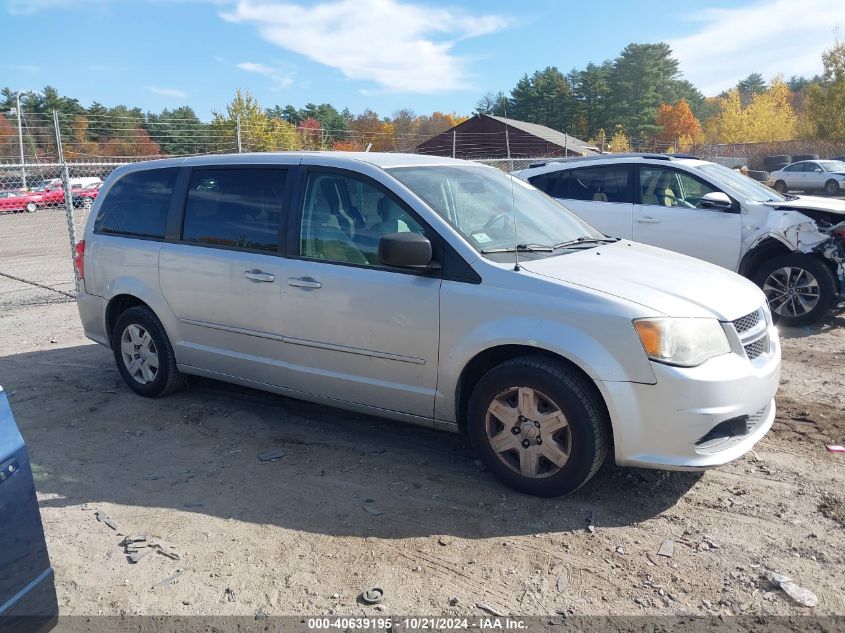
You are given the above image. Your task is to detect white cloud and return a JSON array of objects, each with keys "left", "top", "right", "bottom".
[
  {"left": 670, "top": 0, "right": 842, "bottom": 96},
  {"left": 146, "top": 85, "right": 189, "bottom": 99},
  {"left": 236, "top": 61, "right": 295, "bottom": 88},
  {"left": 220, "top": 0, "right": 511, "bottom": 93}
]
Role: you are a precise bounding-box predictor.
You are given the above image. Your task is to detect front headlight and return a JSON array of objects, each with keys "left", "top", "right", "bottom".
[{"left": 633, "top": 318, "right": 731, "bottom": 367}]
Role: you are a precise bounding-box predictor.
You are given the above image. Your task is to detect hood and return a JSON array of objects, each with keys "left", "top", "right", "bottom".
[
  {"left": 765, "top": 195, "right": 845, "bottom": 217},
  {"left": 521, "top": 241, "right": 765, "bottom": 321}
]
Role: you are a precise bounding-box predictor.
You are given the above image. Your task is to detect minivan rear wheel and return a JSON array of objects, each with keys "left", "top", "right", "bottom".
[
  {"left": 467, "top": 356, "right": 608, "bottom": 497},
  {"left": 112, "top": 306, "right": 184, "bottom": 397}
]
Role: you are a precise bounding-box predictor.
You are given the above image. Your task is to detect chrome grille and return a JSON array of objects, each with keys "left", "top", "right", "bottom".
[
  {"left": 744, "top": 336, "right": 768, "bottom": 360},
  {"left": 732, "top": 309, "right": 762, "bottom": 334}
]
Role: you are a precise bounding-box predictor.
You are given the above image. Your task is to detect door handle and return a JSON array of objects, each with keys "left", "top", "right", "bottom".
[
  {"left": 243, "top": 270, "right": 275, "bottom": 283},
  {"left": 287, "top": 277, "right": 322, "bottom": 289},
  {"left": 636, "top": 216, "right": 661, "bottom": 224}
]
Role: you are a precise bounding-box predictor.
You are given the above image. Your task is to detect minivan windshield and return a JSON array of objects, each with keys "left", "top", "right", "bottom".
[
  {"left": 695, "top": 162, "right": 786, "bottom": 203},
  {"left": 389, "top": 165, "right": 603, "bottom": 257}
]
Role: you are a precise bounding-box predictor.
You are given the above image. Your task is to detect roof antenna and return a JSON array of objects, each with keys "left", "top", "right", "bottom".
[{"left": 502, "top": 100, "right": 520, "bottom": 272}]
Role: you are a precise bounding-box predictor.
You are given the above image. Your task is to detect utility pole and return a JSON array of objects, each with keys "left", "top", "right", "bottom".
[
  {"left": 505, "top": 125, "right": 512, "bottom": 172},
  {"left": 236, "top": 114, "right": 242, "bottom": 153},
  {"left": 16, "top": 92, "right": 26, "bottom": 189}
]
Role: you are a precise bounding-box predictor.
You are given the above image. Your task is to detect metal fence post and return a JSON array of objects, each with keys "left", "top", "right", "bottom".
[
  {"left": 236, "top": 114, "right": 242, "bottom": 153},
  {"left": 452, "top": 130, "right": 456, "bottom": 158},
  {"left": 53, "top": 110, "right": 78, "bottom": 282},
  {"left": 16, "top": 92, "right": 26, "bottom": 189}
]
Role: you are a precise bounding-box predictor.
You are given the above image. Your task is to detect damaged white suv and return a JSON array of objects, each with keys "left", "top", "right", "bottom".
[{"left": 516, "top": 154, "right": 845, "bottom": 326}]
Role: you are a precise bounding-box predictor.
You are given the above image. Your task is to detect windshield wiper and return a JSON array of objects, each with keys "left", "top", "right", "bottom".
[
  {"left": 551, "top": 237, "right": 619, "bottom": 249},
  {"left": 481, "top": 243, "right": 554, "bottom": 254}
]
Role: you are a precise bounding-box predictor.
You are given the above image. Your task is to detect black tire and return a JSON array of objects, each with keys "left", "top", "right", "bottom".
[
  {"left": 764, "top": 154, "right": 792, "bottom": 167},
  {"left": 112, "top": 305, "right": 185, "bottom": 397},
  {"left": 467, "top": 356, "right": 608, "bottom": 497},
  {"left": 747, "top": 170, "right": 768, "bottom": 182},
  {"left": 773, "top": 180, "right": 788, "bottom": 194},
  {"left": 824, "top": 179, "right": 840, "bottom": 196},
  {"left": 752, "top": 254, "right": 837, "bottom": 327},
  {"left": 793, "top": 153, "right": 819, "bottom": 162}
]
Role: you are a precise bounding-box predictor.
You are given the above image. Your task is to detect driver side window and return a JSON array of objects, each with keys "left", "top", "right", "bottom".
[
  {"left": 299, "top": 171, "right": 425, "bottom": 267},
  {"left": 639, "top": 167, "right": 719, "bottom": 209}
]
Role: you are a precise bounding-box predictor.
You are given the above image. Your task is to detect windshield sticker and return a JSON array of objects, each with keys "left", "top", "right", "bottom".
[{"left": 473, "top": 232, "right": 492, "bottom": 243}]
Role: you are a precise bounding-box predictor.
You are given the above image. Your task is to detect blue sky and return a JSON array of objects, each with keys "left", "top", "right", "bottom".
[{"left": 1, "top": 0, "right": 841, "bottom": 120}]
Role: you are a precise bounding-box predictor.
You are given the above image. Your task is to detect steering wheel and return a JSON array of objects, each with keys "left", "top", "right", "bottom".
[{"left": 662, "top": 193, "right": 696, "bottom": 209}]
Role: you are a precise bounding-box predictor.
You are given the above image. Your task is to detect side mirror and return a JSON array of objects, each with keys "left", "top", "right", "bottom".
[
  {"left": 700, "top": 191, "right": 734, "bottom": 210},
  {"left": 378, "top": 232, "right": 437, "bottom": 269}
]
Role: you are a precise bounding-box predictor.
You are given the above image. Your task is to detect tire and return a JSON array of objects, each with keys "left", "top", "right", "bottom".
[
  {"left": 773, "top": 180, "right": 788, "bottom": 194},
  {"left": 824, "top": 179, "right": 840, "bottom": 196},
  {"left": 25, "top": 202, "right": 37, "bottom": 213},
  {"left": 764, "top": 154, "right": 792, "bottom": 168},
  {"left": 752, "top": 254, "right": 837, "bottom": 327},
  {"left": 467, "top": 356, "right": 608, "bottom": 497},
  {"left": 794, "top": 153, "right": 819, "bottom": 162},
  {"left": 112, "top": 305, "right": 185, "bottom": 397},
  {"left": 747, "top": 170, "right": 768, "bottom": 182}
]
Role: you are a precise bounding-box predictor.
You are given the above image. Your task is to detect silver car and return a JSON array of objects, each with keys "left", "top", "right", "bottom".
[
  {"left": 768, "top": 159, "right": 845, "bottom": 195},
  {"left": 75, "top": 153, "right": 780, "bottom": 496}
]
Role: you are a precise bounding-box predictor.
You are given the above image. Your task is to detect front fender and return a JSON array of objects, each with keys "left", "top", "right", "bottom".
[{"left": 434, "top": 315, "right": 656, "bottom": 423}]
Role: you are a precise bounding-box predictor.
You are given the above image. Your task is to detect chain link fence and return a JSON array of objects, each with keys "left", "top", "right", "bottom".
[{"left": 4, "top": 108, "right": 845, "bottom": 297}]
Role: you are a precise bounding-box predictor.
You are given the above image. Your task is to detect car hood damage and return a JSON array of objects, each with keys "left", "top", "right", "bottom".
[{"left": 760, "top": 196, "right": 845, "bottom": 296}]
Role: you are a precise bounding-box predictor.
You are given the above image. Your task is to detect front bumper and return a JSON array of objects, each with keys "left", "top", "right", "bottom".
[{"left": 599, "top": 325, "right": 781, "bottom": 470}]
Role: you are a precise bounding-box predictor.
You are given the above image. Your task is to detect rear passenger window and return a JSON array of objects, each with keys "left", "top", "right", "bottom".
[
  {"left": 94, "top": 168, "right": 177, "bottom": 238},
  {"left": 182, "top": 168, "right": 287, "bottom": 252},
  {"left": 568, "top": 166, "right": 631, "bottom": 203},
  {"left": 529, "top": 171, "right": 569, "bottom": 198}
]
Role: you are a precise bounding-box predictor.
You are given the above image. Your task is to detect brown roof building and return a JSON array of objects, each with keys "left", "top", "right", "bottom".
[{"left": 415, "top": 114, "right": 598, "bottom": 159}]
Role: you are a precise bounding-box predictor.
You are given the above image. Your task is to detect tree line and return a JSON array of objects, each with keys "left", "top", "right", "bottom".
[
  {"left": 2, "top": 39, "right": 843, "bottom": 161},
  {"left": 477, "top": 40, "right": 845, "bottom": 151}
]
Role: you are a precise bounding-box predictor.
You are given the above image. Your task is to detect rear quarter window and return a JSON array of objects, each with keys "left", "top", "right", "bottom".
[{"left": 94, "top": 168, "right": 178, "bottom": 238}]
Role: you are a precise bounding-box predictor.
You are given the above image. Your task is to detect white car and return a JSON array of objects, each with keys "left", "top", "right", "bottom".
[
  {"left": 75, "top": 152, "right": 779, "bottom": 496},
  {"left": 768, "top": 159, "right": 845, "bottom": 196},
  {"left": 515, "top": 154, "right": 845, "bottom": 326}
]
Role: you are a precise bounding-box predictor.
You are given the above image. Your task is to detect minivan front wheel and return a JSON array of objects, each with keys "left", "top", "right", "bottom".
[
  {"left": 112, "top": 306, "right": 184, "bottom": 397},
  {"left": 467, "top": 356, "right": 608, "bottom": 497}
]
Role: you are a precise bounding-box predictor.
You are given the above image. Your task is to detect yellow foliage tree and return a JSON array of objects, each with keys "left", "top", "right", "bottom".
[
  {"left": 609, "top": 126, "right": 631, "bottom": 152},
  {"left": 805, "top": 39, "right": 845, "bottom": 141},
  {"left": 705, "top": 79, "right": 796, "bottom": 143},
  {"left": 212, "top": 89, "right": 302, "bottom": 152},
  {"left": 745, "top": 78, "right": 796, "bottom": 141}
]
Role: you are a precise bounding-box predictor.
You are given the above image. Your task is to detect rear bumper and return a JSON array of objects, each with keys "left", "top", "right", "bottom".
[
  {"left": 76, "top": 290, "right": 108, "bottom": 346},
  {"left": 0, "top": 568, "right": 58, "bottom": 633},
  {"left": 599, "top": 328, "right": 781, "bottom": 470}
]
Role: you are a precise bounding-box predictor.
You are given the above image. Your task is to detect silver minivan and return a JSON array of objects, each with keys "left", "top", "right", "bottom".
[{"left": 76, "top": 152, "right": 781, "bottom": 496}]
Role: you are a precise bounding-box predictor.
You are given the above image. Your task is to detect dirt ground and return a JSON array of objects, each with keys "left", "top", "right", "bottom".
[{"left": 0, "top": 209, "right": 843, "bottom": 618}]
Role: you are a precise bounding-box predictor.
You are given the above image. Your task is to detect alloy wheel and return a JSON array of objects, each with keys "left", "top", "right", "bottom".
[
  {"left": 825, "top": 181, "right": 840, "bottom": 195},
  {"left": 120, "top": 323, "right": 159, "bottom": 384},
  {"left": 762, "top": 266, "right": 820, "bottom": 318},
  {"left": 485, "top": 386, "right": 572, "bottom": 478}
]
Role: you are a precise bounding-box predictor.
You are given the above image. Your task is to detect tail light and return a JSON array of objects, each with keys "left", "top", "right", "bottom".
[{"left": 73, "top": 240, "right": 85, "bottom": 280}]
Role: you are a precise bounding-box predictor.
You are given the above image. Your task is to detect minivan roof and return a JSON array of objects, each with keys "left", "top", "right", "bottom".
[{"left": 116, "top": 152, "right": 475, "bottom": 171}]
